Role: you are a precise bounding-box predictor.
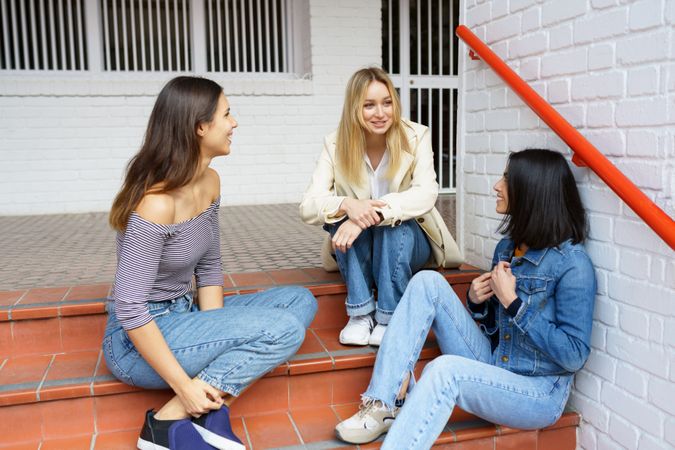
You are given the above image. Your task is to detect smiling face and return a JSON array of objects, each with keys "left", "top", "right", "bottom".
[
  {"left": 361, "top": 81, "right": 394, "bottom": 136},
  {"left": 198, "top": 93, "right": 238, "bottom": 158},
  {"left": 494, "top": 170, "right": 509, "bottom": 214}
]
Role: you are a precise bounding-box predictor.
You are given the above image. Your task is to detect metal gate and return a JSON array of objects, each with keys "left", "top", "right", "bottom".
[{"left": 382, "top": 0, "right": 460, "bottom": 193}]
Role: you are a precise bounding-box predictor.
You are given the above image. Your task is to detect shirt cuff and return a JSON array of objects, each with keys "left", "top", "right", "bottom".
[{"left": 505, "top": 296, "right": 523, "bottom": 318}]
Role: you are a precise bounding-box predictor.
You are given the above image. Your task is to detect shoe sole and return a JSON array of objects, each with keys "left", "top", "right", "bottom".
[
  {"left": 338, "top": 337, "right": 370, "bottom": 346},
  {"left": 137, "top": 437, "right": 169, "bottom": 450},
  {"left": 339, "top": 332, "right": 370, "bottom": 346},
  {"left": 335, "top": 425, "right": 389, "bottom": 445},
  {"left": 192, "top": 423, "right": 246, "bottom": 450}
]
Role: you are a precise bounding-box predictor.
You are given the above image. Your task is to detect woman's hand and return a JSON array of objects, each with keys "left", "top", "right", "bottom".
[
  {"left": 332, "top": 219, "right": 364, "bottom": 253},
  {"left": 175, "top": 378, "right": 224, "bottom": 417},
  {"left": 468, "top": 272, "right": 493, "bottom": 304},
  {"left": 339, "top": 198, "right": 387, "bottom": 229},
  {"left": 490, "top": 261, "right": 518, "bottom": 308}
]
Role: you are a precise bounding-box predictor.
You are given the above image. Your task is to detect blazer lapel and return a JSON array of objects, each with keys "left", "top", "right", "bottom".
[{"left": 335, "top": 160, "right": 371, "bottom": 199}]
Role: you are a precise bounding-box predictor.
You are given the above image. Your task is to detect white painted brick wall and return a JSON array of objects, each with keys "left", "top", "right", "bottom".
[
  {"left": 461, "top": 1, "right": 675, "bottom": 449},
  {"left": 0, "top": 0, "right": 381, "bottom": 215}
]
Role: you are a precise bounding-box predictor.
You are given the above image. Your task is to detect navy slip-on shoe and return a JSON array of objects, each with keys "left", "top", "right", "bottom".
[
  {"left": 137, "top": 410, "right": 173, "bottom": 450},
  {"left": 168, "top": 419, "right": 219, "bottom": 450},
  {"left": 191, "top": 406, "right": 245, "bottom": 450},
  {"left": 137, "top": 409, "right": 217, "bottom": 450}
]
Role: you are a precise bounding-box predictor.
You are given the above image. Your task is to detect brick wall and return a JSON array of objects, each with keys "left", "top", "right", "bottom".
[
  {"left": 0, "top": 0, "right": 381, "bottom": 215},
  {"left": 460, "top": 1, "right": 674, "bottom": 449}
]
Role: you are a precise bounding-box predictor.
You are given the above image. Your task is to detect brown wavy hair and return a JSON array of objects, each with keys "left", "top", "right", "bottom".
[
  {"left": 336, "top": 67, "right": 411, "bottom": 185},
  {"left": 109, "top": 76, "right": 223, "bottom": 231}
]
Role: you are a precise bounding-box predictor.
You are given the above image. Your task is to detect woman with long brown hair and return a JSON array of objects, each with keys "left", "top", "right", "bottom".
[
  {"left": 104, "top": 76, "right": 316, "bottom": 450},
  {"left": 300, "top": 67, "right": 461, "bottom": 347}
]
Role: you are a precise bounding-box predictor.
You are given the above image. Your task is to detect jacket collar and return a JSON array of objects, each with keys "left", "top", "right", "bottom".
[
  {"left": 498, "top": 239, "right": 551, "bottom": 266},
  {"left": 385, "top": 120, "right": 418, "bottom": 193}
]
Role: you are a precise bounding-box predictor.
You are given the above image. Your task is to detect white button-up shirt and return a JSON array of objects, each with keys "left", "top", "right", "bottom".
[{"left": 364, "top": 150, "right": 390, "bottom": 200}]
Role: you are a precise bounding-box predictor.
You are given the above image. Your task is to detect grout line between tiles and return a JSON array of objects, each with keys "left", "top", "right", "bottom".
[
  {"left": 12, "top": 290, "right": 27, "bottom": 307},
  {"left": 309, "top": 328, "right": 335, "bottom": 368},
  {"left": 240, "top": 416, "right": 254, "bottom": 450},
  {"left": 62, "top": 286, "right": 74, "bottom": 304},
  {"left": 35, "top": 354, "right": 56, "bottom": 401},
  {"left": 92, "top": 350, "right": 103, "bottom": 395},
  {"left": 286, "top": 410, "right": 305, "bottom": 446}
]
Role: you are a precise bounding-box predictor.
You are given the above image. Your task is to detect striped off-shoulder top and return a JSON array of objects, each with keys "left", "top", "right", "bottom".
[{"left": 111, "top": 198, "right": 223, "bottom": 330}]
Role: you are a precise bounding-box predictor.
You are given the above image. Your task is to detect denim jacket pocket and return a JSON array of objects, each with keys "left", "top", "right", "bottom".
[
  {"left": 513, "top": 277, "right": 550, "bottom": 331},
  {"left": 516, "top": 277, "right": 548, "bottom": 301}
]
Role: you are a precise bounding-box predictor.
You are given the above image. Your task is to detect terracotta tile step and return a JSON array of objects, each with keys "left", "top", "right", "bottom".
[
  {"left": 0, "top": 329, "right": 442, "bottom": 407},
  {"left": 0, "top": 403, "right": 579, "bottom": 450},
  {"left": 0, "top": 275, "right": 476, "bottom": 360},
  {"left": 0, "top": 266, "right": 481, "bottom": 322}
]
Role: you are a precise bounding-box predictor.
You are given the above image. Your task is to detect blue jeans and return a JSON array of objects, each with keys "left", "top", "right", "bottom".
[
  {"left": 363, "top": 272, "right": 572, "bottom": 450},
  {"left": 102, "top": 286, "right": 317, "bottom": 396},
  {"left": 326, "top": 220, "right": 431, "bottom": 324}
]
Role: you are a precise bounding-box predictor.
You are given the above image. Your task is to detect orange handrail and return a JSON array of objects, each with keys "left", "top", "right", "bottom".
[{"left": 456, "top": 25, "right": 675, "bottom": 250}]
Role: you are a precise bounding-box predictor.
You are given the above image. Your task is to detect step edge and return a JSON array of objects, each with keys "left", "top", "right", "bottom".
[
  {"left": 0, "top": 350, "right": 442, "bottom": 407},
  {"left": 1, "top": 270, "right": 481, "bottom": 322}
]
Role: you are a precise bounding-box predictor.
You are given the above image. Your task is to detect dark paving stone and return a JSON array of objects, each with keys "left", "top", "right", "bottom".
[{"left": 0, "top": 197, "right": 455, "bottom": 291}]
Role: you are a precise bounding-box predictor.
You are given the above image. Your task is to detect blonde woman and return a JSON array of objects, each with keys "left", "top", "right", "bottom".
[{"left": 300, "top": 67, "right": 461, "bottom": 347}]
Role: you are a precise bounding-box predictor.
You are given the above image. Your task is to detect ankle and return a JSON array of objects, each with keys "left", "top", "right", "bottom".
[{"left": 155, "top": 405, "right": 190, "bottom": 421}]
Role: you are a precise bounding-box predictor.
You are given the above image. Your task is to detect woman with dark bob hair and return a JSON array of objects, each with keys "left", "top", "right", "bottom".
[
  {"left": 335, "top": 149, "right": 596, "bottom": 448},
  {"left": 104, "top": 76, "right": 317, "bottom": 450}
]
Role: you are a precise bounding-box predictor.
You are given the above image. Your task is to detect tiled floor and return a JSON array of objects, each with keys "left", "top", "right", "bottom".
[{"left": 0, "top": 196, "right": 455, "bottom": 291}]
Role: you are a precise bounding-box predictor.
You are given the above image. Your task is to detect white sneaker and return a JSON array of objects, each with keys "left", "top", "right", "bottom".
[
  {"left": 335, "top": 400, "right": 398, "bottom": 444},
  {"left": 368, "top": 323, "right": 387, "bottom": 346},
  {"left": 339, "top": 314, "right": 374, "bottom": 346}
]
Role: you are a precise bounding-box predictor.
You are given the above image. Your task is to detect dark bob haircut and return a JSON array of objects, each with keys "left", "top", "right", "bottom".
[{"left": 498, "top": 149, "right": 587, "bottom": 249}]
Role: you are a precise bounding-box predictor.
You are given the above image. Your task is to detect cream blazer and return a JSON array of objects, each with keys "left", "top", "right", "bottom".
[{"left": 299, "top": 119, "right": 463, "bottom": 271}]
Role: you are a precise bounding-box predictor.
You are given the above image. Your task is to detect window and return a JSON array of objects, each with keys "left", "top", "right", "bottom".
[
  {"left": 204, "top": 0, "right": 293, "bottom": 73},
  {"left": 101, "top": 0, "right": 192, "bottom": 71},
  {"left": 0, "top": 0, "right": 305, "bottom": 74},
  {"left": 382, "top": 0, "right": 460, "bottom": 192},
  {"left": 0, "top": 0, "right": 88, "bottom": 70}
]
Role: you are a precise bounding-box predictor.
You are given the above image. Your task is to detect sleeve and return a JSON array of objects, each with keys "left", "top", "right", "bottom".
[
  {"left": 465, "top": 251, "right": 501, "bottom": 328},
  {"left": 511, "top": 251, "right": 597, "bottom": 372},
  {"left": 377, "top": 127, "right": 439, "bottom": 226},
  {"left": 299, "top": 135, "right": 347, "bottom": 225},
  {"left": 194, "top": 209, "right": 224, "bottom": 288},
  {"left": 112, "top": 219, "right": 168, "bottom": 331}
]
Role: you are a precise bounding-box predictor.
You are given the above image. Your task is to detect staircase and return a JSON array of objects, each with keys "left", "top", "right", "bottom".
[{"left": 0, "top": 266, "right": 579, "bottom": 449}]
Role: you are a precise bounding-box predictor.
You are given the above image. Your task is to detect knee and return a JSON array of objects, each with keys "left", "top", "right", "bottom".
[
  {"left": 410, "top": 270, "right": 445, "bottom": 288},
  {"left": 284, "top": 286, "right": 318, "bottom": 327},
  {"left": 266, "top": 310, "right": 306, "bottom": 352},
  {"left": 282, "top": 313, "right": 307, "bottom": 350},
  {"left": 422, "top": 355, "right": 465, "bottom": 388}
]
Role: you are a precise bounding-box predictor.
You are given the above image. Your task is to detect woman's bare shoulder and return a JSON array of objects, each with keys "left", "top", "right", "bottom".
[{"left": 135, "top": 193, "right": 176, "bottom": 224}]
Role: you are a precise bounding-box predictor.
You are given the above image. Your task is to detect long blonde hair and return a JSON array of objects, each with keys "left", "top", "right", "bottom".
[{"left": 336, "top": 67, "right": 411, "bottom": 185}]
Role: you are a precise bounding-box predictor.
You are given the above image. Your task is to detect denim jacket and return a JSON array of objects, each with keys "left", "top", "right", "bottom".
[{"left": 468, "top": 238, "right": 596, "bottom": 376}]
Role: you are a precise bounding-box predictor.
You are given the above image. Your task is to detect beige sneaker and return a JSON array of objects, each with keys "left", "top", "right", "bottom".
[{"left": 335, "top": 400, "right": 398, "bottom": 444}]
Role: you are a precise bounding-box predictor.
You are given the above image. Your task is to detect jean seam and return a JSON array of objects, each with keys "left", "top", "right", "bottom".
[
  {"left": 411, "top": 384, "right": 449, "bottom": 448},
  {"left": 389, "top": 222, "right": 409, "bottom": 285},
  {"left": 454, "top": 374, "right": 553, "bottom": 398},
  {"left": 436, "top": 295, "right": 485, "bottom": 362},
  {"left": 103, "top": 335, "right": 135, "bottom": 386}
]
